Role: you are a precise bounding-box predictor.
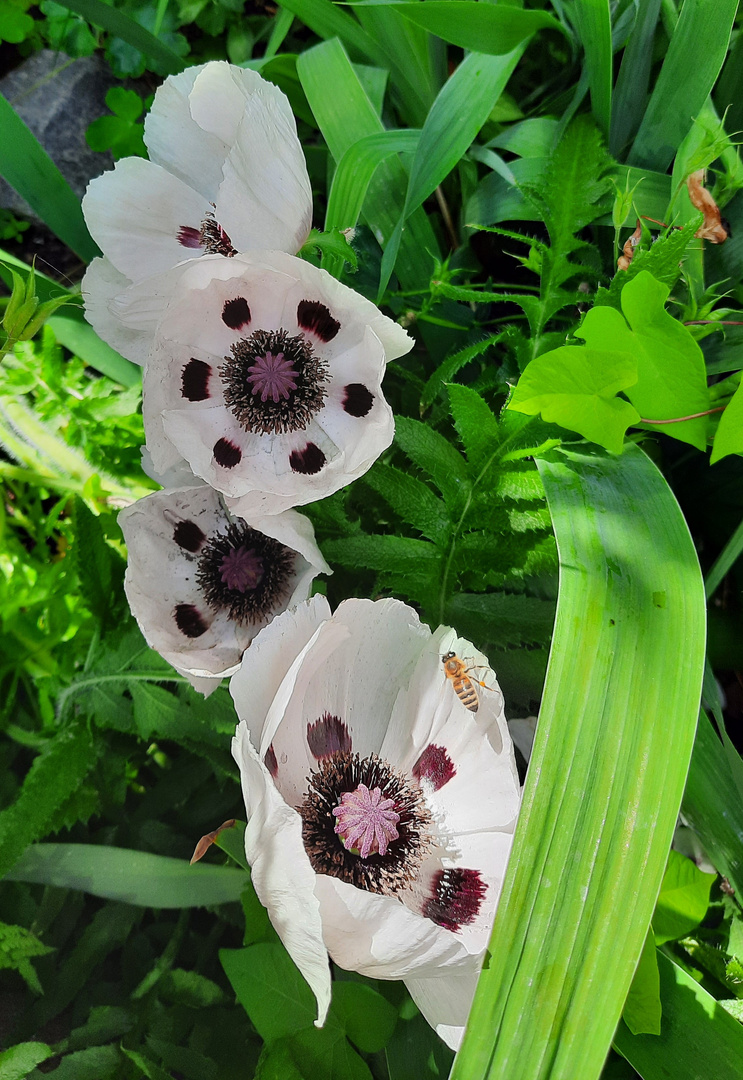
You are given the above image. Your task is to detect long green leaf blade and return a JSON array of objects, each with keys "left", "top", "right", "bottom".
[
  {"left": 610, "top": 0, "right": 662, "bottom": 156},
  {"left": 629, "top": 0, "right": 737, "bottom": 170},
  {"left": 454, "top": 444, "right": 705, "bottom": 1080},
  {"left": 58, "top": 0, "right": 186, "bottom": 74},
  {"left": 571, "top": 0, "right": 612, "bottom": 140},
  {"left": 378, "top": 2, "right": 563, "bottom": 53},
  {"left": 0, "top": 95, "right": 98, "bottom": 263},
  {"left": 297, "top": 39, "right": 439, "bottom": 288},
  {"left": 4, "top": 844, "right": 248, "bottom": 907}
]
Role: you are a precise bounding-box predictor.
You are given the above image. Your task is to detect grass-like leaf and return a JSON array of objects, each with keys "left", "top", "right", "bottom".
[
  {"left": 0, "top": 95, "right": 98, "bottom": 263},
  {"left": 58, "top": 0, "right": 186, "bottom": 74},
  {"left": 4, "top": 845, "right": 247, "bottom": 907},
  {"left": 629, "top": 0, "right": 738, "bottom": 171},
  {"left": 455, "top": 443, "right": 705, "bottom": 1080}
]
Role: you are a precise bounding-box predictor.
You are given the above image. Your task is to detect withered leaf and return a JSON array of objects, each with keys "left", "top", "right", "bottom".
[
  {"left": 687, "top": 169, "right": 730, "bottom": 243},
  {"left": 190, "top": 818, "right": 237, "bottom": 864},
  {"left": 618, "top": 220, "right": 642, "bottom": 271}
]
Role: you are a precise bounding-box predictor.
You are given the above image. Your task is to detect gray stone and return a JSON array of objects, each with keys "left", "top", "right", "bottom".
[{"left": 0, "top": 50, "right": 116, "bottom": 219}]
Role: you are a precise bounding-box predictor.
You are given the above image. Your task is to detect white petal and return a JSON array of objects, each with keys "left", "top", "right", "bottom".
[
  {"left": 314, "top": 874, "right": 476, "bottom": 979},
  {"left": 404, "top": 968, "right": 482, "bottom": 1050},
  {"left": 82, "top": 158, "right": 210, "bottom": 281},
  {"left": 81, "top": 257, "right": 144, "bottom": 365},
  {"left": 214, "top": 74, "right": 312, "bottom": 255},
  {"left": 230, "top": 596, "right": 331, "bottom": 750},
  {"left": 144, "top": 62, "right": 228, "bottom": 200},
  {"left": 509, "top": 716, "right": 537, "bottom": 763},
  {"left": 248, "top": 508, "right": 332, "bottom": 579},
  {"left": 120, "top": 487, "right": 325, "bottom": 678},
  {"left": 267, "top": 250, "right": 413, "bottom": 362},
  {"left": 141, "top": 446, "right": 198, "bottom": 489},
  {"left": 232, "top": 721, "right": 332, "bottom": 1024}
]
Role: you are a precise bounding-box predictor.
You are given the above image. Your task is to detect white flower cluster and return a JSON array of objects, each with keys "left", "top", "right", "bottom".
[{"left": 83, "top": 62, "right": 521, "bottom": 1052}]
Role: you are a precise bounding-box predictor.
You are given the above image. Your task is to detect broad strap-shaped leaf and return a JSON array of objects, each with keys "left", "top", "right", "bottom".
[
  {"left": 571, "top": 0, "right": 612, "bottom": 140},
  {"left": 58, "top": 0, "right": 188, "bottom": 73},
  {"left": 453, "top": 443, "right": 705, "bottom": 1080},
  {"left": 381, "top": 2, "right": 563, "bottom": 53},
  {"left": 4, "top": 844, "right": 248, "bottom": 907},
  {"left": 629, "top": 0, "right": 738, "bottom": 171}
]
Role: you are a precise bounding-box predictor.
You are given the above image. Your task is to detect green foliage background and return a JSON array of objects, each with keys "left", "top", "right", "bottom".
[{"left": 2, "top": 2, "right": 743, "bottom": 1079}]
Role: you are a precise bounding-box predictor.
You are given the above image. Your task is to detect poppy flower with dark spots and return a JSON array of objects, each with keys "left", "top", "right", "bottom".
[
  {"left": 118, "top": 485, "right": 330, "bottom": 693},
  {"left": 141, "top": 251, "right": 412, "bottom": 515},
  {"left": 81, "top": 62, "right": 313, "bottom": 363},
  {"left": 230, "top": 596, "right": 520, "bottom": 1048}
]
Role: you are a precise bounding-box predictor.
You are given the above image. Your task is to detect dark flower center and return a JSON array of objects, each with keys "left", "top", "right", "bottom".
[
  {"left": 221, "top": 329, "right": 329, "bottom": 435},
  {"left": 196, "top": 521, "right": 295, "bottom": 624},
  {"left": 300, "top": 751, "right": 431, "bottom": 895}
]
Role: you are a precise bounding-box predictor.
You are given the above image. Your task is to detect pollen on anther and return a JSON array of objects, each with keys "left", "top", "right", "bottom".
[
  {"left": 214, "top": 438, "right": 242, "bottom": 468},
  {"left": 222, "top": 297, "right": 251, "bottom": 330}
]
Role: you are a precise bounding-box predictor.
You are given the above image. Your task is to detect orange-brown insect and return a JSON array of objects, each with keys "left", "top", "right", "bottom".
[{"left": 441, "top": 652, "right": 494, "bottom": 713}]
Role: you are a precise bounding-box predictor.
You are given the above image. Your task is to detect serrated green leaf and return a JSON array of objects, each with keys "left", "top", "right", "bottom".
[
  {"left": 0, "top": 921, "right": 54, "bottom": 995},
  {"left": 363, "top": 463, "right": 450, "bottom": 544},
  {"left": 159, "top": 968, "right": 229, "bottom": 1008},
  {"left": 621, "top": 929, "right": 661, "bottom": 1036},
  {"left": 322, "top": 533, "right": 440, "bottom": 572},
  {"left": 32, "top": 1044, "right": 121, "bottom": 1080},
  {"left": 394, "top": 415, "right": 471, "bottom": 510},
  {"left": 653, "top": 850, "right": 716, "bottom": 945},
  {"left": 447, "top": 383, "right": 501, "bottom": 474},
  {"left": 597, "top": 219, "right": 702, "bottom": 308},
  {"left": 0, "top": 722, "right": 97, "bottom": 879},
  {"left": 421, "top": 335, "right": 503, "bottom": 411},
  {"left": 0, "top": 1042, "right": 53, "bottom": 1080},
  {"left": 446, "top": 591, "right": 555, "bottom": 649},
  {"left": 71, "top": 499, "right": 124, "bottom": 628}
]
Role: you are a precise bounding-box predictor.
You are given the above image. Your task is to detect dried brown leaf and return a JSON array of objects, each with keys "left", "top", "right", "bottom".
[
  {"left": 190, "top": 818, "right": 237, "bottom": 864},
  {"left": 687, "top": 169, "right": 730, "bottom": 243},
  {"left": 618, "top": 220, "right": 642, "bottom": 271}
]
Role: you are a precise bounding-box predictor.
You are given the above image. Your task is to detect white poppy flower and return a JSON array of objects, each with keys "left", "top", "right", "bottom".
[
  {"left": 139, "top": 251, "right": 412, "bottom": 515},
  {"left": 230, "top": 596, "right": 521, "bottom": 1049},
  {"left": 82, "top": 61, "right": 312, "bottom": 361},
  {"left": 118, "top": 485, "right": 330, "bottom": 692},
  {"left": 83, "top": 62, "right": 311, "bottom": 279}
]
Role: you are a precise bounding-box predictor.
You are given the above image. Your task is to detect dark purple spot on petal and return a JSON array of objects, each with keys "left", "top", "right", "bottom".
[
  {"left": 181, "top": 358, "right": 211, "bottom": 401},
  {"left": 178, "top": 225, "right": 202, "bottom": 249},
  {"left": 412, "top": 744, "right": 456, "bottom": 791},
  {"left": 289, "top": 442, "right": 325, "bottom": 475},
  {"left": 174, "top": 603, "right": 208, "bottom": 638},
  {"left": 222, "top": 297, "right": 251, "bottom": 330},
  {"left": 264, "top": 744, "right": 278, "bottom": 778},
  {"left": 214, "top": 438, "right": 242, "bottom": 468},
  {"left": 343, "top": 383, "right": 374, "bottom": 417},
  {"left": 173, "top": 520, "right": 206, "bottom": 553},
  {"left": 307, "top": 712, "right": 352, "bottom": 759},
  {"left": 423, "top": 868, "right": 487, "bottom": 931},
  {"left": 297, "top": 299, "right": 340, "bottom": 342}
]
